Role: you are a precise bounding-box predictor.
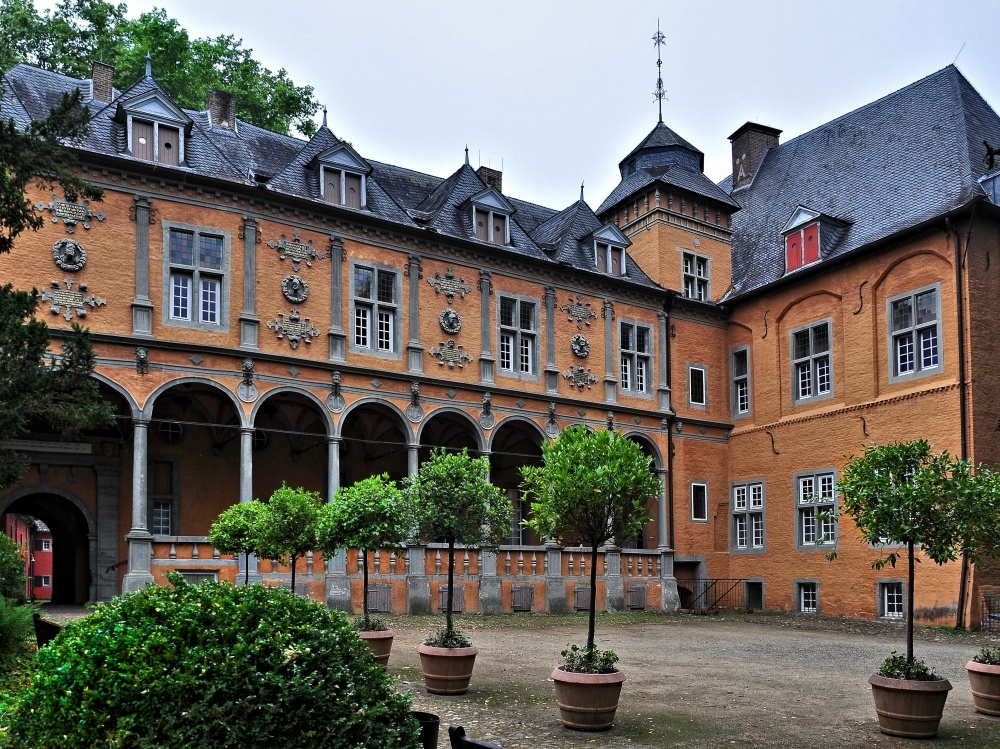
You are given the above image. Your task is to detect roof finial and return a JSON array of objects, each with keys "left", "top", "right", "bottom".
[
  {"left": 580, "top": 182, "right": 585, "bottom": 202},
  {"left": 145, "top": 52, "right": 152, "bottom": 77},
  {"left": 464, "top": 145, "right": 469, "bottom": 166},
  {"left": 322, "top": 105, "right": 328, "bottom": 129},
  {"left": 652, "top": 20, "right": 666, "bottom": 124}
]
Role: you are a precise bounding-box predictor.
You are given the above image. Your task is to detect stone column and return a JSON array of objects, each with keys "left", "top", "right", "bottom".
[
  {"left": 545, "top": 539, "right": 566, "bottom": 614},
  {"left": 479, "top": 270, "right": 495, "bottom": 384},
  {"left": 237, "top": 428, "right": 260, "bottom": 584},
  {"left": 328, "top": 235, "right": 346, "bottom": 362},
  {"left": 656, "top": 469, "right": 669, "bottom": 549},
  {"left": 406, "top": 254, "right": 423, "bottom": 373},
  {"left": 477, "top": 450, "right": 502, "bottom": 615},
  {"left": 131, "top": 195, "right": 153, "bottom": 336},
  {"left": 659, "top": 548, "right": 681, "bottom": 613},
  {"left": 544, "top": 285, "right": 559, "bottom": 394},
  {"left": 603, "top": 299, "right": 616, "bottom": 404},
  {"left": 657, "top": 310, "right": 672, "bottom": 413},
  {"left": 122, "top": 418, "right": 155, "bottom": 592},
  {"left": 326, "top": 436, "right": 351, "bottom": 611},
  {"left": 95, "top": 463, "right": 121, "bottom": 601},
  {"left": 604, "top": 541, "right": 624, "bottom": 611},
  {"left": 406, "top": 443, "right": 430, "bottom": 613},
  {"left": 239, "top": 215, "right": 259, "bottom": 349}
]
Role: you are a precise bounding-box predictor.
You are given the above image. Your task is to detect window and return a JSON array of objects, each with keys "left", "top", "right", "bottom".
[
  {"left": 131, "top": 118, "right": 181, "bottom": 165},
  {"left": 691, "top": 482, "right": 708, "bottom": 522},
  {"left": 596, "top": 242, "right": 625, "bottom": 276},
  {"left": 732, "top": 481, "right": 765, "bottom": 552},
  {"left": 474, "top": 207, "right": 509, "bottom": 246},
  {"left": 796, "top": 470, "right": 837, "bottom": 550},
  {"left": 620, "top": 322, "right": 652, "bottom": 394},
  {"left": 879, "top": 581, "right": 904, "bottom": 619},
  {"left": 150, "top": 459, "right": 177, "bottom": 536},
  {"left": 34, "top": 538, "right": 51, "bottom": 551},
  {"left": 889, "top": 286, "right": 941, "bottom": 381},
  {"left": 163, "top": 223, "right": 229, "bottom": 331},
  {"left": 498, "top": 296, "right": 536, "bottom": 376},
  {"left": 796, "top": 581, "right": 818, "bottom": 613},
  {"left": 322, "top": 166, "right": 365, "bottom": 209},
  {"left": 34, "top": 575, "right": 51, "bottom": 588},
  {"left": 151, "top": 502, "right": 172, "bottom": 535},
  {"left": 785, "top": 222, "right": 819, "bottom": 272},
  {"left": 688, "top": 364, "right": 707, "bottom": 408},
  {"left": 731, "top": 348, "right": 750, "bottom": 417},
  {"left": 791, "top": 321, "right": 832, "bottom": 403},
  {"left": 352, "top": 265, "right": 398, "bottom": 354},
  {"left": 682, "top": 252, "right": 709, "bottom": 300}
]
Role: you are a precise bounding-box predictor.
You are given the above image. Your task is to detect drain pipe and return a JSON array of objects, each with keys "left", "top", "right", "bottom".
[{"left": 664, "top": 297, "right": 675, "bottom": 551}]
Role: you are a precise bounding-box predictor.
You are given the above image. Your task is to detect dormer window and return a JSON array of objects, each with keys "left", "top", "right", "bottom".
[
  {"left": 315, "top": 142, "right": 372, "bottom": 210},
  {"left": 474, "top": 207, "right": 508, "bottom": 245},
  {"left": 115, "top": 89, "right": 191, "bottom": 166},
  {"left": 596, "top": 242, "right": 624, "bottom": 275},
  {"left": 131, "top": 119, "right": 180, "bottom": 165},
  {"left": 785, "top": 221, "right": 820, "bottom": 272}
]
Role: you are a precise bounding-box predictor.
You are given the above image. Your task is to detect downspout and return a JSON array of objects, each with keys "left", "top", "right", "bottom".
[{"left": 665, "top": 297, "right": 675, "bottom": 550}]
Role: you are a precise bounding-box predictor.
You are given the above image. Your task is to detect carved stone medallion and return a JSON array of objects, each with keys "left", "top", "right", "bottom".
[
  {"left": 52, "top": 239, "right": 87, "bottom": 271},
  {"left": 570, "top": 333, "right": 590, "bottom": 358},
  {"left": 281, "top": 274, "right": 309, "bottom": 303},
  {"left": 439, "top": 308, "right": 462, "bottom": 334}
]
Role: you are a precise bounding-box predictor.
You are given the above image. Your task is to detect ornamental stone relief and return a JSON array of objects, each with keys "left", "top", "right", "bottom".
[
  {"left": 40, "top": 278, "right": 105, "bottom": 320},
  {"left": 562, "top": 365, "right": 598, "bottom": 391},
  {"left": 560, "top": 294, "right": 598, "bottom": 329},
  {"left": 266, "top": 308, "right": 320, "bottom": 349},
  {"left": 428, "top": 340, "right": 473, "bottom": 369},
  {"left": 281, "top": 274, "right": 309, "bottom": 304},
  {"left": 35, "top": 194, "right": 105, "bottom": 233},
  {"left": 427, "top": 267, "right": 472, "bottom": 303},
  {"left": 570, "top": 333, "right": 590, "bottom": 358},
  {"left": 439, "top": 308, "right": 462, "bottom": 334},
  {"left": 267, "top": 230, "right": 326, "bottom": 271},
  {"left": 52, "top": 238, "right": 87, "bottom": 271}
]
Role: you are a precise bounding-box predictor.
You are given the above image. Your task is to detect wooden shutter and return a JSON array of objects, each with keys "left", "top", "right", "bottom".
[
  {"left": 158, "top": 125, "right": 180, "bottom": 165},
  {"left": 345, "top": 173, "right": 362, "bottom": 208},
  {"left": 132, "top": 120, "right": 154, "bottom": 161},
  {"left": 324, "top": 169, "right": 341, "bottom": 204},
  {"left": 475, "top": 209, "right": 489, "bottom": 241},
  {"left": 802, "top": 222, "right": 820, "bottom": 264},
  {"left": 492, "top": 214, "right": 507, "bottom": 245},
  {"left": 785, "top": 230, "right": 803, "bottom": 271},
  {"left": 596, "top": 244, "right": 607, "bottom": 272}
]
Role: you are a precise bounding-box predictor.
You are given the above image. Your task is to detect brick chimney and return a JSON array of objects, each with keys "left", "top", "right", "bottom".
[
  {"left": 729, "top": 122, "right": 781, "bottom": 190},
  {"left": 91, "top": 61, "right": 114, "bottom": 104},
  {"left": 476, "top": 165, "right": 502, "bottom": 193},
  {"left": 207, "top": 89, "right": 237, "bottom": 131}
]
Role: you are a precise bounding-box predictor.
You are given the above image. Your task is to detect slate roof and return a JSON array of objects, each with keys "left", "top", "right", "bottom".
[
  {"left": 597, "top": 121, "right": 740, "bottom": 215},
  {"left": 2, "top": 63, "right": 659, "bottom": 291},
  {"left": 722, "top": 65, "right": 1000, "bottom": 301}
]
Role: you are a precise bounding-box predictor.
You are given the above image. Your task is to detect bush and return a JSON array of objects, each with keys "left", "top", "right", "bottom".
[
  {"left": 878, "top": 651, "right": 939, "bottom": 681},
  {"left": 0, "top": 597, "right": 35, "bottom": 666},
  {"left": 973, "top": 647, "right": 1000, "bottom": 666},
  {"left": 4, "top": 574, "right": 420, "bottom": 749},
  {"left": 0, "top": 535, "right": 26, "bottom": 603},
  {"left": 560, "top": 644, "right": 619, "bottom": 674}
]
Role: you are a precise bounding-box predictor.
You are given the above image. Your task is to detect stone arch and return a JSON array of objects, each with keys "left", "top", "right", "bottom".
[
  {"left": 140, "top": 376, "right": 246, "bottom": 426},
  {"left": 622, "top": 431, "right": 664, "bottom": 550},
  {"left": 250, "top": 386, "right": 334, "bottom": 437},
  {"left": 338, "top": 398, "right": 412, "bottom": 486},
  {"left": 416, "top": 407, "right": 486, "bottom": 462},
  {"left": 92, "top": 372, "right": 140, "bottom": 419},
  {"left": 250, "top": 386, "right": 332, "bottom": 498},
  {"left": 489, "top": 416, "right": 546, "bottom": 545}
]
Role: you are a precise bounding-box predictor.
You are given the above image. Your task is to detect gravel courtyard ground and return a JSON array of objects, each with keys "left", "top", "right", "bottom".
[{"left": 394, "top": 612, "right": 1000, "bottom": 749}]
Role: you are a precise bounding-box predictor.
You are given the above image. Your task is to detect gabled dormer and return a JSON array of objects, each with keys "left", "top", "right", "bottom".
[
  {"left": 315, "top": 142, "right": 372, "bottom": 209},
  {"left": 589, "top": 223, "right": 630, "bottom": 277},
  {"left": 782, "top": 207, "right": 822, "bottom": 272},
  {"left": 467, "top": 187, "right": 514, "bottom": 246},
  {"left": 114, "top": 85, "right": 192, "bottom": 167}
]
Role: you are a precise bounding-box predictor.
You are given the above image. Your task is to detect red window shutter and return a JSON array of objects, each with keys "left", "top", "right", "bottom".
[
  {"left": 785, "top": 231, "right": 803, "bottom": 271},
  {"left": 803, "top": 223, "right": 819, "bottom": 264}
]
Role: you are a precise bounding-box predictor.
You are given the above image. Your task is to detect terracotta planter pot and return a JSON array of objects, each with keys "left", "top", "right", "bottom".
[
  {"left": 868, "top": 673, "right": 952, "bottom": 738},
  {"left": 966, "top": 660, "right": 1000, "bottom": 716},
  {"left": 417, "top": 643, "right": 479, "bottom": 695},
  {"left": 358, "top": 629, "right": 394, "bottom": 668},
  {"left": 551, "top": 666, "right": 626, "bottom": 731}
]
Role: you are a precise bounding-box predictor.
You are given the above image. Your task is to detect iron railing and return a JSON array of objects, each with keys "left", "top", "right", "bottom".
[{"left": 687, "top": 578, "right": 747, "bottom": 612}]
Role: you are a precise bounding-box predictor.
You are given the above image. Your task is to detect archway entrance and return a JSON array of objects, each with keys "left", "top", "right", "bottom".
[{"left": 2, "top": 492, "right": 91, "bottom": 604}]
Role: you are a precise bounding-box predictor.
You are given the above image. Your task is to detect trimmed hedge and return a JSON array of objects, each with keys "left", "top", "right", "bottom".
[{"left": 4, "top": 575, "right": 419, "bottom": 749}]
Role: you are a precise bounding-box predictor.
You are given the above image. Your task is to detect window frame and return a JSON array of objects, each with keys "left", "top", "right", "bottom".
[
  {"left": 877, "top": 580, "right": 905, "bottom": 620},
  {"left": 887, "top": 283, "right": 943, "bottom": 384},
  {"left": 596, "top": 241, "right": 626, "bottom": 277},
  {"left": 730, "top": 346, "right": 751, "bottom": 418},
  {"left": 320, "top": 164, "right": 367, "bottom": 209},
  {"left": 794, "top": 469, "right": 838, "bottom": 551},
  {"left": 789, "top": 318, "right": 833, "bottom": 405},
  {"left": 690, "top": 481, "right": 709, "bottom": 523},
  {"left": 496, "top": 293, "right": 539, "bottom": 380},
  {"left": 473, "top": 205, "right": 511, "bottom": 246},
  {"left": 687, "top": 363, "right": 708, "bottom": 409},
  {"left": 349, "top": 260, "right": 401, "bottom": 358},
  {"left": 681, "top": 250, "right": 710, "bottom": 300},
  {"left": 128, "top": 115, "right": 185, "bottom": 165},
  {"left": 619, "top": 319, "right": 653, "bottom": 397},
  {"left": 35, "top": 575, "right": 51, "bottom": 588},
  {"left": 795, "top": 580, "right": 820, "bottom": 614},
  {"left": 161, "top": 221, "right": 231, "bottom": 332},
  {"left": 149, "top": 455, "right": 179, "bottom": 537},
  {"left": 731, "top": 479, "right": 766, "bottom": 554}
]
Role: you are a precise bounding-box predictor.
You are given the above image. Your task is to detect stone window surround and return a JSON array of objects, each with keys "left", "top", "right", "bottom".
[
  {"left": 794, "top": 579, "right": 820, "bottom": 614},
  {"left": 160, "top": 220, "right": 231, "bottom": 333},
  {"left": 679, "top": 248, "right": 711, "bottom": 300},
  {"left": 731, "top": 478, "right": 766, "bottom": 555},
  {"left": 618, "top": 317, "right": 654, "bottom": 398},
  {"left": 496, "top": 292, "right": 539, "bottom": 381},
  {"left": 349, "top": 259, "right": 401, "bottom": 359},
  {"left": 730, "top": 345, "right": 751, "bottom": 419},
  {"left": 690, "top": 481, "right": 709, "bottom": 523},
  {"left": 887, "top": 282, "right": 943, "bottom": 384},
  {"left": 794, "top": 468, "right": 838, "bottom": 551},
  {"left": 149, "top": 454, "right": 180, "bottom": 538},
  {"left": 687, "top": 362, "right": 708, "bottom": 409},
  {"left": 789, "top": 317, "right": 834, "bottom": 406},
  {"left": 877, "top": 579, "right": 906, "bottom": 619}
]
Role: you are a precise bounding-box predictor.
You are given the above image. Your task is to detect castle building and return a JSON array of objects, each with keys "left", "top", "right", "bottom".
[{"left": 2, "top": 56, "right": 998, "bottom": 627}]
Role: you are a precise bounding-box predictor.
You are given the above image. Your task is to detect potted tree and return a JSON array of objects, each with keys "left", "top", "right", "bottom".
[
  {"left": 320, "top": 473, "right": 414, "bottom": 667},
  {"left": 258, "top": 483, "right": 323, "bottom": 595},
  {"left": 521, "top": 425, "right": 659, "bottom": 731},
  {"left": 208, "top": 500, "right": 267, "bottom": 585},
  {"left": 836, "top": 439, "right": 983, "bottom": 738},
  {"left": 406, "top": 447, "right": 511, "bottom": 694},
  {"left": 966, "top": 647, "right": 1000, "bottom": 716}
]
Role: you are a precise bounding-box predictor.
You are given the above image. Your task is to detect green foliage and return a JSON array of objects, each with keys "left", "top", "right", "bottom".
[
  {"left": 423, "top": 628, "right": 471, "bottom": 649},
  {"left": 353, "top": 614, "right": 390, "bottom": 633},
  {"left": 0, "top": 597, "right": 35, "bottom": 665},
  {"left": 521, "top": 425, "right": 658, "bottom": 656},
  {"left": 207, "top": 500, "right": 267, "bottom": 585},
  {"left": 407, "top": 448, "right": 511, "bottom": 640},
  {"left": 258, "top": 484, "right": 323, "bottom": 592},
  {"left": 560, "top": 644, "right": 619, "bottom": 675},
  {"left": 3, "top": 574, "right": 420, "bottom": 749},
  {"left": 0, "top": 534, "right": 26, "bottom": 602},
  {"left": 878, "top": 651, "right": 939, "bottom": 681},
  {"left": 0, "top": 285, "right": 115, "bottom": 489},
  {"left": 321, "top": 473, "right": 414, "bottom": 630},
  {"left": 973, "top": 647, "right": 1000, "bottom": 665},
  {"left": 0, "top": 0, "right": 319, "bottom": 136}
]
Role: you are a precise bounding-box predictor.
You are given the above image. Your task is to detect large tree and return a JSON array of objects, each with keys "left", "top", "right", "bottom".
[{"left": 0, "top": 0, "right": 319, "bottom": 136}]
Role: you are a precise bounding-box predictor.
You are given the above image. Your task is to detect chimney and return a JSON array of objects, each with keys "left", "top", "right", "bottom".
[
  {"left": 729, "top": 122, "right": 781, "bottom": 190},
  {"left": 476, "top": 165, "right": 502, "bottom": 193},
  {"left": 207, "top": 89, "right": 237, "bottom": 131},
  {"left": 91, "top": 61, "right": 114, "bottom": 104}
]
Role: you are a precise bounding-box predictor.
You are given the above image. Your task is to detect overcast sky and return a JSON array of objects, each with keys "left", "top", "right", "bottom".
[{"left": 37, "top": 0, "right": 1000, "bottom": 210}]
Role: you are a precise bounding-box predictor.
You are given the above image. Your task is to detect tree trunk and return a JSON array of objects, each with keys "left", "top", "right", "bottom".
[
  {"left": 361, "top": 547, "right": 370, "bottom": 629},
  {"left": 290, "top": 553, "right": 297, "bottom": 594},
  {"left": 446, "top": 539, "right": 456, "bottom": 636},
  {"left": 907, "top": 540, "right": 915, "bottom": 665},
  {"left": 244, "top": 551, "right": 250, "bottom": 585},
  {"left": 587, "top": 542, "right": 599, "bottom": 654}
]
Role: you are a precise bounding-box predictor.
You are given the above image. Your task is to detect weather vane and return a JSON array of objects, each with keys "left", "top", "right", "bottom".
[{"left": 652, "top": 20, "right": 666, "bottom": 124}]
